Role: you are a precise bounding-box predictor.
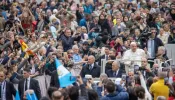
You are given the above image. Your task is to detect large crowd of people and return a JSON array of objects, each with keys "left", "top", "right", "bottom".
[{"left": 0, "top": 0, "right": 175, "bottom": 100}]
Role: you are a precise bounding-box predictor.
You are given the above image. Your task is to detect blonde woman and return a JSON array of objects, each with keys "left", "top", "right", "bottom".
[{"left": 20, "top": 7, "right": 35, "bottom": 33}]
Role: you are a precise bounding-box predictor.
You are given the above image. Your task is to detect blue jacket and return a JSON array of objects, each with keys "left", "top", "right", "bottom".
[
  {"left": 98, "top": 85, "right": 129, "bottom": 100},
  {"left": 100, "top": 91, "right": 129, "bottom": 100},
  {"left": 60, "top": 34, "right": 74, "bottom": 52},
  {"left": 79, "top": 18, "right": 87, "bottom": 27},
  {"left": 83, "top": 4, "right": 94, "bottom": 14}
]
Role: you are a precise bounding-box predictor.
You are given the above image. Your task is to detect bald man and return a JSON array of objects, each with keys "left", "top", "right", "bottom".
[
  {"left": 122, "top": 42, "right": 146, "bottom": 74},
  {"left": 52, "top": 90, "right": 64, "bottom": 100},
  {"left": 80, "top": 55, "right": 101, "bottom": 78}
]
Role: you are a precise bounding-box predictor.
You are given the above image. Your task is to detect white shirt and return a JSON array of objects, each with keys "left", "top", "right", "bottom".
[
  {"left": 115, "top": 69, "right": 119, "bottom": 76},
  {"left": 122, "top": 49, "right": 146, "bottom": 66},
  {"left": 24, "top": 77, "right": 31, "bottom": 92},
  {"left": 89, "top": 63, "right": 94, "bottom": 70},
  {"left": 31, "top": 66, "right": 36, "bottom": 75}
]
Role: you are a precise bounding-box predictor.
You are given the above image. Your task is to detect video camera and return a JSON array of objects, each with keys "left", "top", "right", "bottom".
[{"left": 140, "top": 26, "right": 152, "bottom": 39}]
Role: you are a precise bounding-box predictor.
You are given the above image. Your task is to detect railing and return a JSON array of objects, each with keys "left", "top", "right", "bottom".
[{"left": 165, "top": 44, "right": 175, "bottom": 65}]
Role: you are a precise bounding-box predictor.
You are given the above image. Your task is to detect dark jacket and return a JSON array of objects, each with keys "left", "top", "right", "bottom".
[
  {"left": 80, "top": 63, "right": 101, "bottom": 78},
  {"left": 18, "top": 78, "right": 41, "bottom": 100},
  {"left": 50, "top": 70, "right": 60, "bottom": 88},
  {"left": 45, "top": 61, "right": 56, "bottom": 75},
  {"left": 3, "top": 80, "right": 16, "bottom": 100},
  {"left": 60, "top": 34, "right": 74, "bottom": 52},
  {"left": 76, "top": 10, "right": 84, "bottom": 24},
  {"left": 98, "top": 54, "right": 106, "bottom": 66},
  {"left": 168, "top": 34, "right": 175, "bottom": 44},
  {"left": 98, "top": 19, "right": 111, "bottom": 33},
  {"left": 140, "top": 69, "right": 155, "bottom": 79},
  {"left": 106, "top": 69, "right": 122, "bottom": 78},
  {"left": 105, "top": 62, "right": 112, "bottom": 73},
  {"left": 146, "top": 37, "right": 164, "bottom": 57},
  {"left": 78, "top": 84, "right": 88, "bottom": 100},
  {"left": 100, "top": 85, "right": 129, "bottom": 100}
]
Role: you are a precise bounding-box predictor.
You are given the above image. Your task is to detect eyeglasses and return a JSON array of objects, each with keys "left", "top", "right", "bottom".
[{"left": 151, "top": 32, "right": 156, "bottom": 33}]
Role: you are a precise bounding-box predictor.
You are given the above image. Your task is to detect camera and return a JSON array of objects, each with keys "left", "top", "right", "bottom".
[
  {"left": 140, "top": 26, "right": 152, "bottom": 38},
  {"left": 162, "top": 67, "right": 170, "bottom": 72}
]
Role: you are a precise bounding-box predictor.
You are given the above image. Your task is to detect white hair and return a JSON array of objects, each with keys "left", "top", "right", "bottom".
[
  {"left": 130, "top": 42, "right": 137, "bottom": 46},
  {"left": 72, "top": 45, "right": 79, "bottom": 50},
  {"left": 113, "top": 60, "right": 120, "bottom": 68},
  {"left": 158, "top": 46, "right": 166, "bottom": 52}
]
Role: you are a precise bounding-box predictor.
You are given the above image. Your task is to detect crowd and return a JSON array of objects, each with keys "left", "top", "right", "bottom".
[{"left": 0, "top": 0, "right": 175, "bottom": 100}]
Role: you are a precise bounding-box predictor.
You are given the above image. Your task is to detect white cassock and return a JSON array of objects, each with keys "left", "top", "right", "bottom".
[{"left": 122, "top": 49, "right": 146, "bottom": 74}]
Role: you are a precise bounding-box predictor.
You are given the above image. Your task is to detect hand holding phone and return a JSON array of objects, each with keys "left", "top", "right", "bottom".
[
  {"left": 134, "top": 65, "right": 139, "bottom": 74},
  {"left": 122, "top": 74, "right": 127, "bottom": 81}
]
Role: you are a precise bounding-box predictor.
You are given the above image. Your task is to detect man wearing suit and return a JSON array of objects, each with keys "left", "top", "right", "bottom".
[
  {"left": 18, "top": 68, "right": 41, "bottom": 100},
  {"left": 81, "top": 55, "right": 101, "bottom": 78},
  {"left": 106, "top": 61, "right": 123, "bottom": 78},
  {"left": 0, "top": 69, "right": 16, "bottom": 100},
  {"left": 146, "top": 27, "right": 164, "bottom": 58},
  {"left": 98, "top": 46, "right": 110, "bottom": 66}
]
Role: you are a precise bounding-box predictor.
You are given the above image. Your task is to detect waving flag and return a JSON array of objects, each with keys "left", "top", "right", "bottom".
[
  {"left": 26, "top": 92, "right": 38, "bottom": 100},
  {"left": 19, "top": 39, "right": 36, "bottom": 58},
  {"left": 55, "top": 58, "right": 76, "bottom": 87},
  {"left": 15, "top": 91, "right": 20, "bottom": 100}
]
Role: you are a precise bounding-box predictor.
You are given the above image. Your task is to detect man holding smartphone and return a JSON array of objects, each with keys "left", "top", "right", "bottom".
[{"left": 140, "top": 57, "right": 155, "bottom": 79}]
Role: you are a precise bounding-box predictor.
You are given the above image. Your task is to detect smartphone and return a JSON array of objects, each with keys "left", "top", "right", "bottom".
[
  {"left": 122, "top": 74, "right": 127, "bottom": 81},
  {"left": 70, "top": 76, "right": 77, "bottom": 81},
  {"left": 171, "top": 65, "right": 175, "bottom": 74},
  {"left": 162, "top": 67, "right": 170, "bottom": 72},
  {"left": 134, "top": 65, "right": 140, "bottom": 74},
  {"left": 164, "top": 77, "right": 169, "bottom": 85},
  {"left": 62, "top": 53, "right": 64, "bottom": 57}
]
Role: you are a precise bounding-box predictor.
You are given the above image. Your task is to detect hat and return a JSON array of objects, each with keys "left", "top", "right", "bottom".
[{"left": 83, "top": 41, "right": 89, "bottom": 45}]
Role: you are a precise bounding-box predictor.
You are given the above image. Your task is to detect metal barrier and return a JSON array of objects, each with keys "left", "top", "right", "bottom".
[
  {"left": 101, "top": 59, "right": 143, "bottom": 74},
  {"left": 100, "top": 59, "right": 173, "bottom": 74},
  {"left": 165, "top": 44, "right": 175, "bottom": 65}
]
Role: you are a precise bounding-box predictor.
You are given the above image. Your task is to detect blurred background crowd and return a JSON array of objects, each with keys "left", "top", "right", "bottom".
[{"left": 0, "top": 0, "right": 175, "bottom": 100}]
